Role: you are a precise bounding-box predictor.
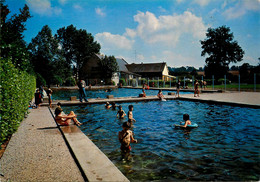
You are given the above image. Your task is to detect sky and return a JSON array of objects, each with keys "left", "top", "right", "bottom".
[{"left": 5, "top": 0, "right": 260, "bottom": 68}]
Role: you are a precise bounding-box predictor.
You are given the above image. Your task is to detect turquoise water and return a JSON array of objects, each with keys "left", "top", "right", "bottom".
[
  {"left": 62, "top": 100, "right": 260, "bottom": 181},
  {"left": 52, "top": 88, "right": 191, "bottom": 100}
]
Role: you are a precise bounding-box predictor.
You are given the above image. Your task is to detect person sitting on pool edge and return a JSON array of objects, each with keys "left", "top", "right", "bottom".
[
  {"left": 54, "top": 107, "right": 82, "bottom": 126},
  {"left": 118, "top": 121, "right": 137, "bottom": 156},
  {"left": 117, "top": 105, "right": 126, "bottom": 119},
  {"left": 180, "top": 114, "right": 192, "bottom": 128},
  {"left": 157, "top": 89, "right": 165, "bottom": 100}
]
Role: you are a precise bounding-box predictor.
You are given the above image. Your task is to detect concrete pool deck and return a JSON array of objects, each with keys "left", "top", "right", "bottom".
[
  {"left": 46, "top": 91, "right": 260, "bottom": 108},
  {"left": 0, "top": 107, "right": 129, "bottom": 182}
]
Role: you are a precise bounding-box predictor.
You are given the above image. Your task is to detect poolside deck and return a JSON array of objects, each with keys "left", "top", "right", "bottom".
[
  {"left": 44, "top": 91, "right": 260, "bottom": 108},
  {"left": 0, "top": 107, "right": 129, "bottom": 182}
]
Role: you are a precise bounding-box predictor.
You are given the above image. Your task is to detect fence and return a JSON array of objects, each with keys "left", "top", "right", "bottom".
[{"left": 122, "top": 73, "right": 259, "bottom": 92}]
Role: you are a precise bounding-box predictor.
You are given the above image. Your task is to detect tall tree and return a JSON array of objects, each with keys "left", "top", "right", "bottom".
[
  {"left": 98, "top": 55, "right": 118, "bottom": 84},
  {"left": 56, "top": 25, "right": 101, "bottom": 79},
  {"left": 0, "top": 1, "right": 32, "bottom": 71},
  {"left": 28, "top": 25, "right": 59, "bottom": 85},
  {"left": 200, "top": 26, "right": 244, "bottom": 79}
]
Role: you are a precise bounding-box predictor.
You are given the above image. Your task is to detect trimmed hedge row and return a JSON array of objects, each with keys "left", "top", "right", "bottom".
[{"left": 0, "top": 58, "right": 36, "bottom": 146}]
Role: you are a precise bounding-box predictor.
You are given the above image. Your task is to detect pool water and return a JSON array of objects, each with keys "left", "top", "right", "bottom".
[
  {"left": 52, "top": 88, "right": 191, "bottom": 100},
  {"left": 62, "top": 100, "right": 260, "bottom": 181}
]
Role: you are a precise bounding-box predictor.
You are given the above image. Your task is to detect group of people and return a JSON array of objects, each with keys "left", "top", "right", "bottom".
[
  {"left": 34, "top": 86, "right": 53, "bottom": 108},
  {"left": 105, "top": 102, "right": 137, "bottom": 159}
]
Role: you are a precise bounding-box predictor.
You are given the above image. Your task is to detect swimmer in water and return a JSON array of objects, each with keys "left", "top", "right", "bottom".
[
  {"left": 180, "top": 114, "right": 192, "bottom": 128},
  {"left": 117, "top": 105, "right": 126, "bottom": 119}
]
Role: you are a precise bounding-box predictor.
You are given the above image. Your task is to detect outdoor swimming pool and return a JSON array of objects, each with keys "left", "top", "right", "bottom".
[
  {"left": 62, "top": 100, "right": 260, "bottom": 181},
  {"left": 52, "top": 88, "right": 191, "bottom": 100}
]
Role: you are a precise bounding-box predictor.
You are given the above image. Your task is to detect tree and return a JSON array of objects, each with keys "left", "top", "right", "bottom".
[
  {"left": 98, "top": 56, "right": 118, "bottom": 84},
  {"left": 28, "top": 25, "right": 59, "bottom": 85},
  {"left": 200, "top": 26, "right": 244, "bottom": 79},
  {"left": 0, "top": 1, "right": 32, "bottom": 71},
  {"left": 56, "top": 25, "right": 101, "bottom": 79}
]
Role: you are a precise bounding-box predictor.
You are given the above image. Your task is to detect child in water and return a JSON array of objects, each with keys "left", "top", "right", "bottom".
[
  {"left": 118, "top": 121, "right": 137, "bottom": 156},
  {"left": 117, "top": 105, "right": 126, "bottom": 119},
  {"left": 180, "top": 114, "right": 192, "bottom": 128},
  {"left": 111, "top": 102, "right": 118, "bottom": 110},
  {"left": 127, "top": 105, "right": 136, "bottom": 122},
  {"left": 105, "top": 102, "right": 111, "bottom": 109}
]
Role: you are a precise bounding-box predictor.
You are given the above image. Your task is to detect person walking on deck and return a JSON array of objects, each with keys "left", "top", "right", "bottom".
[{"left": 77, "top": 80, "right": 87, "bottom": 102}]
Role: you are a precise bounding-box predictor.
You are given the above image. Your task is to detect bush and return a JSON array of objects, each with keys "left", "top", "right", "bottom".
[
  {"left": 64, "top": 77, "right": 76, "bottom": 86},
  {"left": 0, "top": 58, "right": 36, "bottom": 146},
  {"left": 119, "top": 78, "right": 126, "bottom": 86}
]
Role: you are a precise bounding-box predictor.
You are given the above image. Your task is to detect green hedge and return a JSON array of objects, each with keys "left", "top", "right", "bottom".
[{"left": 0, "top": 58, "right": 36, "bottom": 146}]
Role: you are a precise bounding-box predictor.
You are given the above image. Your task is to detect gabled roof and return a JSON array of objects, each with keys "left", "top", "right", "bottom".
[
  {"left": 116, "top": 58, "right": 129, "bottom": 72},
  {"left": 94, "top": 54, "right": 140, "bottom": 76},
  {"left": 126, "top": 62, "right": 167, "bottom": 73}
]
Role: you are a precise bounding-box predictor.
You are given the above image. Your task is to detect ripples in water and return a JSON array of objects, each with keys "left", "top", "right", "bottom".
[{"left": 62, "top": 100, "right": 260, "bottom": 181}]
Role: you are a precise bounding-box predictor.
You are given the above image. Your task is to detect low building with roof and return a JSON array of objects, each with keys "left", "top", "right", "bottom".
[{"left": 126, "top": 62, "right": 175, "bottom": 81}]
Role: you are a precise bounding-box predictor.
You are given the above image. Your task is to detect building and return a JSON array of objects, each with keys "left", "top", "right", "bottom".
[
  {"left": 81, "top": 54, "right": 174, "bottom": 85},
  {"left": 112, "top": 58, "right": 140, "bottom": 86},
  {"left": 126, "top": 62, "right": 174, "bottom": 81},
  {"left": 81, "top": 54, "right": 139, "bottom": 85}
]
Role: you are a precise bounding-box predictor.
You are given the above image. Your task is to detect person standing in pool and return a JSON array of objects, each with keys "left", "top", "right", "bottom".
[
  {"left": 105, "top": 102, "right": 112, "bottom": 109},
  {"left": 127, "top": 105, "right": 136, "bottom": 123},
  {"left": 117, "top": 105, "right": 126, "bottom": 119},
  {"left": 180, "top": 114, "right": 192, "bottom": 128},
  {"left": 118, "top": 121, "right": 137, "bottom": 159}
]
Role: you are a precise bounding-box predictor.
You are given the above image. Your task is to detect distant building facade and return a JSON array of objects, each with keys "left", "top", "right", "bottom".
[
  {"left": 126, "top": 62, "right": 174, "bottom": 81},
  {"left": 81, "top": 54, "right": 174, "bottom": 85}
]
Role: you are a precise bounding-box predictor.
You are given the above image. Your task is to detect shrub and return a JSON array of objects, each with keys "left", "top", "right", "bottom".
[
  {"left": 119, "top": 78, "right": 126, "bottom": 86},
  {"left": 0, "top": 58, "right": 36, "bottom": 146},
  {"left": 64, "top": 77, "right": 76, "bottom": 86}
]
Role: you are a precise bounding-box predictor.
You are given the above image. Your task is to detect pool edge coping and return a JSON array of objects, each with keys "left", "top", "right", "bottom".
[{"left": 48, "top": 107, "right": 130, "bottom": 182}]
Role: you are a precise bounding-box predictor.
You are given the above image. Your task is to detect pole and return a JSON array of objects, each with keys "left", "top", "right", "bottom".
[
  {"left": 238, "top": 74, "right": 240, "bottom": 92},
  {"left": 158, "top": 77, "right": 159, "bottom": 88},
  {"left": 184, "top": 76, "right": 186, "bottom": 88},
  {"left": 254, "top": 73, "right": 256, "bottom": 92},
  {"left": 212, "top": 75, "right": 214, "bottom": 90},
  {"left": 192, "top": 76, "right": 194, "bottom": 89},
  {"left": 224, "top": 75, "right": 226, "bottom": 91}
]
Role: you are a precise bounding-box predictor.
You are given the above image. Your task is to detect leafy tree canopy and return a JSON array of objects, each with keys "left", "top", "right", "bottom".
[
  {"left": 55, "top": 25, "right": 101, "bottom": 78},
  {"left": 28, "top": 25, "right": 60, "bottom": 85},
  {"left": 200, "top": 26, "right": 244, "bottom": 79},
  {"left": 1, "top": 1, "right": 32, "bottom": 71},
  {"left": 98, "top": 55, "right": 118, "bottom": 82}
]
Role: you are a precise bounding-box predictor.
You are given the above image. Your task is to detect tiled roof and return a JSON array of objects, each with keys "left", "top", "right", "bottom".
[{"left": 126, "top": 62, "right": 167, "bottom": 73}]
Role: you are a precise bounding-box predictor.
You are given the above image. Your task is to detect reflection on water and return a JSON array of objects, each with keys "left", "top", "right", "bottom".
[{"left": 62, "top": 100, "right": 260, "bottom": 181}]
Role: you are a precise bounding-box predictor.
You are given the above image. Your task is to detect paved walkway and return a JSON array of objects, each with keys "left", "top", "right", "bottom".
[
  {"left": 46, "top": 91, "right": 260, "bottom": 108},
  {"left": 0, "top": 107, "right": 84, "bottom": 182},
  {"left": 179, "top": 91, "right": 260, "bottom": 108}
]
